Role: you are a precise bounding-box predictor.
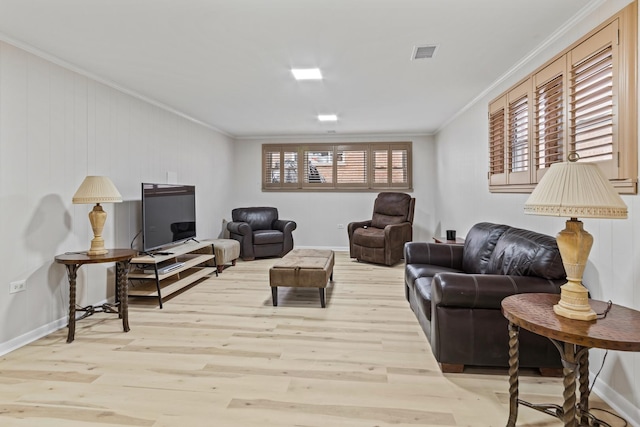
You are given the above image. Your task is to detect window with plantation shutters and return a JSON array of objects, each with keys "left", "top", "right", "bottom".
[
  {"left": 263, "top": 146, "right": 298, "bottom": 188},
  {"left": 488, "top": 2, "right": 636, "bottom": 194},
  {"left": 262, "top": 142, "right": 411, "bottom": 191}
]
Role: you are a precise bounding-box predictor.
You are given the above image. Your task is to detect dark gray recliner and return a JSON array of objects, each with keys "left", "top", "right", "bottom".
[{"left": 227, "top": 207, "right": 296, "bottom": 261}]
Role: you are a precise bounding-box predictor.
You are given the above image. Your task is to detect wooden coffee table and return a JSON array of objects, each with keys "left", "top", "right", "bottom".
[{"left": 502, "top": 293, "right": 640, "bottom": 427}]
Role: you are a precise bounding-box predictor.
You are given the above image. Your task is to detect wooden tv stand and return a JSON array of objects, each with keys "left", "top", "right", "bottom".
[{"left": 128, "top": 240, "right": 217, "bottom": 308}]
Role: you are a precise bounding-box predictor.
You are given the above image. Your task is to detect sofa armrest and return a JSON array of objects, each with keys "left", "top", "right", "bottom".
[
  {"left": 273, "top": 219, "right": 297, "bottom": 233},
  {"left": 227, "top": 221, "right": 252, "bottom": 237},
  {"left": 404, "top": 242, "right": 464, "bottom": 270},
  {"left": 432, "top": 273, "right": 564, "bottom": 310},
  {"left": 273, "top": 219, "right": 297, "bottom": 255}
]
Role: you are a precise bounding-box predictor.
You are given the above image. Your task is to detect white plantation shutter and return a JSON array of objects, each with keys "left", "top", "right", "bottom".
[
  {"left": 489, "top": 97, "right": 507, "bottom": 185},
  {"left": 569, "top": 22, "right": 617, "bottom": 178},
  {"left": 336, "top": 146, "right": 368, "bottom": 188},
  {"left": 506, "top": 81, "right": 531, "bottom": 185},
  {"left": 534, "top": 58, "right": 565, "bottom": 182}
]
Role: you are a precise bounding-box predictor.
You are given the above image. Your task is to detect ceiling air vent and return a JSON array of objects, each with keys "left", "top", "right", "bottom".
[{"left": 412, "top": 45, "right": 438, "bottom": 60}]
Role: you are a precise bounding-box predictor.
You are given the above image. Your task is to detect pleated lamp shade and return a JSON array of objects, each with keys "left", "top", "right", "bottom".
[
  {"left": 524, "top": 161, "right": 627, "bottom": 219},
  {"left": 72, "top": 176, "right": 122, "bottom": 204}
]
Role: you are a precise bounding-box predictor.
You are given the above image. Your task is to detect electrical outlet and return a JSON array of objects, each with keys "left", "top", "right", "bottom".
[
  {"left": 10, "top": 280, "right": 26, "bottom": 294},
  {"left": 337, "top": 224, "right": 345, "bottom": 229}
]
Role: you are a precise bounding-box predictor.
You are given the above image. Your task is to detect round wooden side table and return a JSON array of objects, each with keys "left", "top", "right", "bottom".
[{"left": 55, "top": 249, "right": 136, "bottom": 343}]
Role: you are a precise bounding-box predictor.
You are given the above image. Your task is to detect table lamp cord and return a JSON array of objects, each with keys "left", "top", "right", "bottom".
[{"left": 587, "top": 349, "right": 628, "bottom": 426}]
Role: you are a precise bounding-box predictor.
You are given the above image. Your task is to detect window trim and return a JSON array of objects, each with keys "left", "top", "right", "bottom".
[{"left": 262, "top": 142, "right": 413, "bottom": 192}]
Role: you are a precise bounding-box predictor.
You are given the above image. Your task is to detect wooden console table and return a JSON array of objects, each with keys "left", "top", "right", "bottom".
[
  {"left": 55, "top": 249, "right": 136, "bottom": 343},
  {"left": 501, "top": 293, "right": 640, "bottom": 427}
]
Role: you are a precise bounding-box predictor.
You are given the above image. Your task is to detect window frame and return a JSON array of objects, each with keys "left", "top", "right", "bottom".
[
  {"left": 262, "top": 142, "right": 412, "bottom": 192},
  {"left": 488, "top": 2, "right": 637, "bottom": 194}
]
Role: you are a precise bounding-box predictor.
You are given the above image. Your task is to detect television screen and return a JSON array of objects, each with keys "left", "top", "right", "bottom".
[{"left": 142, "top": 183, "right": 196, "bottom": 252}]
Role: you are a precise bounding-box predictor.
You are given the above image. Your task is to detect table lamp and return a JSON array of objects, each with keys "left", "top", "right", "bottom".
[
  {"left": 524, "top": 154, "right": 627, "bottom": 321},
  {"left": 72, "top": 176, "right": 123, "bottom": 256}
]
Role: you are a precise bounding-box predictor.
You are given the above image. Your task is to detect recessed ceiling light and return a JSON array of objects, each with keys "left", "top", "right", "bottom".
[
  {"left": 318, "top": 114, "right": 338, "bottom": 122},
  {"left": 291, "top": 68, "right": 322, "bottom": 80}
]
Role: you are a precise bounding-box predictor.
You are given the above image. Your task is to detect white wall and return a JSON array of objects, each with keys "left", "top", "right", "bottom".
[
  {"left": 0, "top": 40, "right": 234, "bottom": 353},
  {"left": 230, "top": 135, "right": 436, "bottom": 249},
  {"left": 434, "top": 0, "right": 640, "bottom": 424}
]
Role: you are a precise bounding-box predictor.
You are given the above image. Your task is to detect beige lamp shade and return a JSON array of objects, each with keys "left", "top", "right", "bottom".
[
  {"left": 524, "top": 161, "right": 627, "bottom": 219},
  {"left": 524, "top": 160, "right": 627, "bottom": 321},
  {"left": 72, "top": 176, "right": 123, "bottom": 204},
  {"left": 72, "top": 176, "right": 122, "bottom": 256}
]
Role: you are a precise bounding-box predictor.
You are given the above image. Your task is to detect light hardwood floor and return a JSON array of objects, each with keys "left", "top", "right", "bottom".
[{"left": 0, "top": 251, "right": 622, "bottom": 426}]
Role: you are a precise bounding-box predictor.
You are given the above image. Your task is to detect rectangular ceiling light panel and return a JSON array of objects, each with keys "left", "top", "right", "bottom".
[
  {"left": 291, "top": 68, "right": 323, "bottom": 80},
  {"left": 318, "top": 114, "right": 338, "bottom": 122}
]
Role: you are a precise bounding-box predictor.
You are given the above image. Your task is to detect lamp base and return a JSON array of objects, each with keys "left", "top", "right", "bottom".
[
  {"left": 553, "top": 219, "right": 597, "bottom": 321},
  {"left": 553, "top": 280, "right": 596, "bottom": 320},
  {"left": 87, "top": 203, "right": 108, "bottom": 257}
]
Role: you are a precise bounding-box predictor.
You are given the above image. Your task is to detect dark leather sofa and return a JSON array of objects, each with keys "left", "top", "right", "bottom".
[
  {"left": 404, "top": 222, "right": 566, "bottom": 374},
  {"left": 227, "top": 207, "right": 296, "bottom": 261}
]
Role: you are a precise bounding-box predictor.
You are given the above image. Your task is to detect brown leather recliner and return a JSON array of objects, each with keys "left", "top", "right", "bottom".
[
  {"left": 227, "top": 207, "right": 296, "bottom": 261},
  {"left": 348, "top": 192, "right": 415, "bottom": 266},
  {"left": 404, "top": 222, "right": 565, "bottom": 374}
]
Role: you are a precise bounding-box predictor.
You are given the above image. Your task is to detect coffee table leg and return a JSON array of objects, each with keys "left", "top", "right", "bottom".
[
  {"left": 319, "top": 288, "right": 326, "bottom": 308},
  {"left": 506, "top": 322, "right": 519, "bottom": 427},
  {"left": 271, "top": 287, "right": 278, "bottom": 306}
]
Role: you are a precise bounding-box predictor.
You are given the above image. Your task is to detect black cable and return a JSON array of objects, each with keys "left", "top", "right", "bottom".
[
  {"left": 596, "top": 300, "right": 613, "bottom": 319},
  {"left": 587, "top": 350, "right": 629, "bottom": 426},
  {"left": 130, "top": 230, "right": 142, "bottom": 251}
]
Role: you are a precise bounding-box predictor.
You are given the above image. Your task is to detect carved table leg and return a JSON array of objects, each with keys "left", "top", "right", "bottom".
[
  {"left": 64, "top": 264, "right": 80, "bottom": 343},
  {"left": 116, "top": 260, "right": 130, "bottom": 332},
  {"left": 506, "top": 321, "right": 520, "bottom": 427},
  {"left": 552, "top": 340, "right": 578, "bottom": 427},
  {"left": 577, "top": 346, "right": 590, "bottom": 426}
]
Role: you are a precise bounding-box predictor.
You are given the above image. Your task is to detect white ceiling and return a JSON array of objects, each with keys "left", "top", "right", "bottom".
[{"left": 0, "top": 0, "right": 598, "bottom": 138}]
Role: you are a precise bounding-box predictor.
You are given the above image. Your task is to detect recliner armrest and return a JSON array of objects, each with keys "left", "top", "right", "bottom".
[
  {"left": 431, "top": 272, "right": 564, "bottom": 310},
  {"left": 347, "top": 220, "right": 372, "bottom": 237},
  {"left": 404, "top": 242, "right": 464, "bottom": 270}
]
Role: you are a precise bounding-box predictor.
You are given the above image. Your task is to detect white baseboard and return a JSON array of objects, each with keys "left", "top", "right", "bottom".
[
  {"left": 592, "top": 374, "right": 640, "bottom": 427},
  {"left": 0, "top": 317, "right": 67, "bottom": 356}
]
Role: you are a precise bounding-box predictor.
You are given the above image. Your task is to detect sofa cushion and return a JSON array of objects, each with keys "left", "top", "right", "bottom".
[
  {"left": 253, "top": 229, "right": 284, "bottom": 245},
  {"left": 487, "top": 227, "right": 565, "bottom": 280},
  {"left": 352, "top": 227, "right": 385, "bottom": 248},
  {"left": 462, "top": 222, "right": 509, "bottom": 274},
  {"left": 405, "top": 264, "right": 463, "bottom": 290}
]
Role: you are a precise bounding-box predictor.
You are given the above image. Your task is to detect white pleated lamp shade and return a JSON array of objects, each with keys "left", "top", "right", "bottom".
[
  {"left": 524, "top": 161, "right": 627, "bottom": 219},
  {"left": 72, "top": 176, "right": 123, "bottom": 204}
]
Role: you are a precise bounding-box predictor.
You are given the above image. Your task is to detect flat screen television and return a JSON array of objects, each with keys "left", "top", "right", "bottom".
[{"left": 141, "top": 183, "right": 196, "bottom": 252}]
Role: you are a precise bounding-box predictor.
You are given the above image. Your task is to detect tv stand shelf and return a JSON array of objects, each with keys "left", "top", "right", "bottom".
[{"left": 129, "top": 240, "right": 217, "bottom": 308}]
